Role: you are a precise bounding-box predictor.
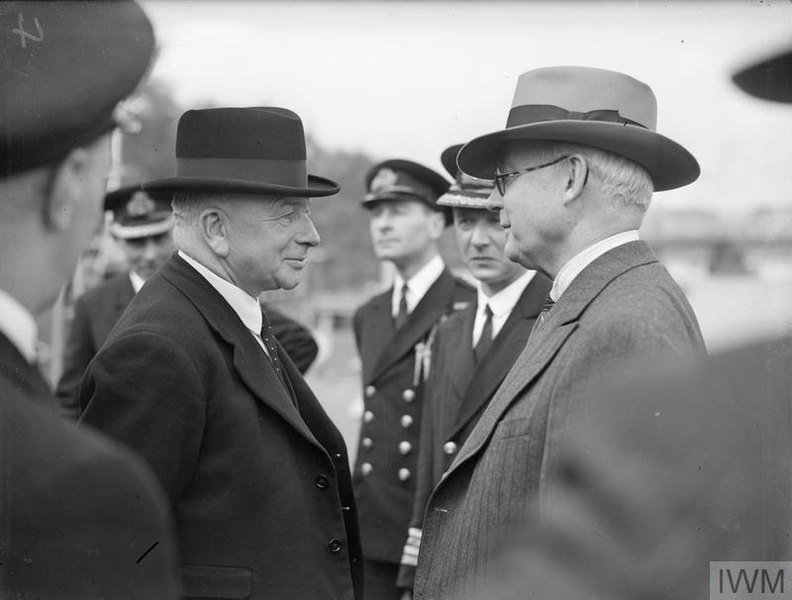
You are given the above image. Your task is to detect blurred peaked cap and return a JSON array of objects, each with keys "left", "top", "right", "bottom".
[
  {"left": 456, "top": 66, "right": 700, "bottom": 192},
  {"left": 143, "top": 107, "right": 340, "bottom": 198},
  {"left": 438, "top": 143, "right": 494, "bottom": 209},
  {"left": 0, "top": 0, "right": 155, "bottom": 177},
  {"left": 105, "top": 185, "right": 174, "bottom": 240},
  {"left": 363, "top": 158, "right": 450, "bottom": 210},
  {"left": 733, "top": 48, "right": 792, "bottom": 103}
]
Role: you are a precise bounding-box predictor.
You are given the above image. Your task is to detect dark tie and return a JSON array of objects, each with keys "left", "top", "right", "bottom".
[
  {"left": 474, "top": 304, "right": 493, "bottom": 363},
  {"left": 394, "top": 283, "right": 410, "bottom": 330},
  {"left": 541, "top": 296, "right": 555, "bottom": 314},
  {"left": 261, "top": 310, "right": 284, "bottom": 379}
]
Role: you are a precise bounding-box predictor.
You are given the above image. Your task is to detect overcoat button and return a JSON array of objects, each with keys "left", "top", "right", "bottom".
[
  {"left": 398, "top": 441, "right": 412, "bottom": 456},
  {"left": 363, "top": 410, "right": 375, "bottom": 424},
  {"left": 361, "top": 462, "right": 373, "bottom": 476},
  {"left": 327, "top": 538, "right": 342, "bottom": 553},
  {"left": 400, "top": 415, "right": 414, "bottom": 429},
  {"left": 443, "top": 441, "right": 458, "bottom": 455},
  {"left": 398, "top": 468, "right": 411, "bottom": 481},
  {"left": 402, "top": 389, "right": 416, "bottom": 402},
  {"left": 362, "top": 437, "right": 374, "bottom": 449},
  {"left": 365, "top": 385, "right": 376, "bottom": 398},
  {"left": 315, "top": 474, "right": 330, "bottom": 489}
]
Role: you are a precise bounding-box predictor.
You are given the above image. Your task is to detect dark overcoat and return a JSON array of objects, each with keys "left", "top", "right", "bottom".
[
  {"left": 414, "top": 241, "right": 707, "bottom": 599},
  {"left": 352, "top": 269, "right": 474, "bottom": 565},
  {"left": 79, "top": 254, "right": 362, "bottom": 600},
  {"left": 397, "top": 273, "right": 551, "bottom": 587},
  {"left": 0, "top": 333, "right": 179, "bottom": 599}
]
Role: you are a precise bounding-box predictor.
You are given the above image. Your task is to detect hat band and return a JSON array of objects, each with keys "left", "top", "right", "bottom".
[
  {"left": 176, "top": 158, "right": 307, "bottom": 187},
  {"left": 506, "top": 104, "right": 648, "bottom": 129}
]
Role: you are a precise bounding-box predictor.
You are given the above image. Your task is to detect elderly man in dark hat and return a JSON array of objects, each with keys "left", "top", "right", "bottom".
[
  {"left": 0, "top": 2, "right": 178, "bottom": 598},
  {"left": 79, "top": 107, "right": 362, "bottom": 599},
  {"left": 412, "top": 66, "right": 707, "bottom": 599},
  {"left": 396, "top": 144, "right": 551, "bottom": 595},
  {"left": 352, "top": 158, "right": 475, "bottom": 599}
]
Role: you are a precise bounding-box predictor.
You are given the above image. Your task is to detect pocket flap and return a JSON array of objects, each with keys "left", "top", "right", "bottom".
[{"left": 180, "top": 564, "right": 252, "bottom": 599}]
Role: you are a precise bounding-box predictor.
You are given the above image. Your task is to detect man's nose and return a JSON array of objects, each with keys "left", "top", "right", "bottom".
[
  {"left": 485, "top": 189, "right": 503, "bottom": 213},
  {"left": 143, "top": 239, "right": 159, "bottom": 261},
  {"left": 298, "top": 215, "right": 321, "bottom": 247},
  {"left": 470, "top": 221, "right": 490, "bottom": 247}
]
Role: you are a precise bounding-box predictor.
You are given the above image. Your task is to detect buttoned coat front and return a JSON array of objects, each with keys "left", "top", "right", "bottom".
[
  {"left": 352, "top": 269, "right": 474, "bottom": 565},
  {"left": 413, "top": 241, "right": 706, "bottom": 599},
  {"left": 79, "top": 254, "right": 362, "bottom": 600}
]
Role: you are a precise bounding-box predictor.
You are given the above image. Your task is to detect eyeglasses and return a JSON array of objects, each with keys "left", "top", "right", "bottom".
[{"left": 493, "top": 155, "right": 570, "bottom": 196}]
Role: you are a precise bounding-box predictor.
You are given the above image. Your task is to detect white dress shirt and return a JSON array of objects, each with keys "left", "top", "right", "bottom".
[
  {"left": 178, "top": 251, "right": 269, "bottom": 354},
  {"left": 472, "top": 270, "right": 536, "bottom": 347},
  {"left": 550, "top": 230, "right": 640, "bottom": 301},
  {"left": 0, "top": 288, "right": 38, "bottom": 363},
  {"left": 391, "top": 254, "right": 445, "bottom": 318},
  {"left": 129, "top": 270, "right": 146, "bottom": 293}
]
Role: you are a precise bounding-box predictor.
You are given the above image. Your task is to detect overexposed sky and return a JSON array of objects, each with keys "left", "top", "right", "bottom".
[{"left": 139, "top": 0, "right": 792, "bottom": 213}]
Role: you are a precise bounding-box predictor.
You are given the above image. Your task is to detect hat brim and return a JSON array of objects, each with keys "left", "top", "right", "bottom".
[
  {"left": 110, "top": 218, "right": 174, "bottom": 240},
  {"left": 361, "top": 193, "right": 454, "bottom": 227},
  {"left": 457, "top": 121, "right": 700, "bottom": 192},
  {"left": 143, "top": 174, "right": 339, "bottom": 198},
  {"left": 437, "top": 191, "right": 492, "bottom": 209}
]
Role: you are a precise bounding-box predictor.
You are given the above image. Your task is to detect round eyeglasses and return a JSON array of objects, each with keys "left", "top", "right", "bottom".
[{"left": 493, "top": 155, "right": 570, "bottom": 195}]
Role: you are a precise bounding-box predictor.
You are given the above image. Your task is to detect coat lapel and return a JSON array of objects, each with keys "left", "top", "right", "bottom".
[
  {"left": 446, "top": 305, "right": 477, "bottom": 400},
  {"left": 160, "top": 255, "right": 320, "bottom": 448},
  {"left": 450, "top": 274, "right": 551, "bottom": 439},
  {"left": 359, "top": 291, "right": 394, "bottom": 384},
  {"left": 369, "top": 269, "right": 458, "bottom": 384},
  {"left": 444, "top": 241, "right": 658, "bottom": 478},
  {"left": 0, "top": 333, "right": 51, "bottom": 405}
]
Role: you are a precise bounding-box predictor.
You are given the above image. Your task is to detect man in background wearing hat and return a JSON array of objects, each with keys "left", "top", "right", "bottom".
[
  {"left": 465, "top": 50, "right": 792, "bottom": 600},
  {"left": 0, "top": 2, "right": 178, "bottom": 597},
  {"left": 413, "top": 66, "right": 706, "bottom": 599},
  {"left": 395, "top": 145, "right": 551, "bottom": 595},
  {"left": 57, "top": 185, "right": 319, "bottom": 418},
  {"left": 353, "top": 158, "right": 475, "bottom": 599},
  {"left": 79, "top": 107, "right": 362, "bottom": 600}
]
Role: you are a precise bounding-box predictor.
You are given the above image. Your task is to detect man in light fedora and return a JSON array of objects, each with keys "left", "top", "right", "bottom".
[
  {"left": 79, "top": 107, "right": 363, "bottom": 600},
  {"left": 395, "top": 144, "right": 551, "bottom": 595},
  {"left": 0, "top": 2, "right": 179, "bottom": 597},
  {"left": 412, "top": 66, "right": 707, "bottom": 599}
]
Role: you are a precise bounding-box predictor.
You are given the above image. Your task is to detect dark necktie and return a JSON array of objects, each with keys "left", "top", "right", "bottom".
[
  {"left": 394, "top": 283, "right": 410, "bottom": 330},
  {"left": 261, "top": 310, "right": 285, "bottom": 380},
  {"left": 474, "top": 304, "right": 493, "bottom": 363}
]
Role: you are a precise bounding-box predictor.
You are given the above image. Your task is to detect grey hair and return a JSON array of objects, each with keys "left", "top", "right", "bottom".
[{"left": 519, "top": 141, "right": 654, "bottom": 213}]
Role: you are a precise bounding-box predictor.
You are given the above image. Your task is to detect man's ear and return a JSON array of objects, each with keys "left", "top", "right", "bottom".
[
  {"left": 198, "top": 207, "right": 231, "bottom": 257},
  {"left": 427, "top": 210, "right": 446, "bottom": 240},
  {"left": 42, "top": 147, "right": 93, "bottom": 231},
  {"left": 562, "top": 154, "right": 588, "bottom": 205}
]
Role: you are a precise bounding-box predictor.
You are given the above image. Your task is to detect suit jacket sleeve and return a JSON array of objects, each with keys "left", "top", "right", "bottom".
[
  {"left": 79, "top": 331, "right": 206, "bottom": 499},
  {"left": 55, "top": 295, "right": 95, "bottom": 419},
  {"left": 263, "top": 304, "right": 319, "bottom": 374}
]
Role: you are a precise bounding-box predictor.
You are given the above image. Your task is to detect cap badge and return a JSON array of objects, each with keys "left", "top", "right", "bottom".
[
  {"left": 126, "top": 191, "right": 156, "bottom": 217},
  {"left": 371, "top": 168, "right": 399, "bottom": 192}
]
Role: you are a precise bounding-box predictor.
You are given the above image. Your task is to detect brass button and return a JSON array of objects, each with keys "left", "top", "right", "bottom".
[
  {"left": 365, "top": 385, "right": 376, "bottom": 398},
  {"left": 398, "top": 441, "right": 412, "bottom": 456},
  {"left": 402, "top": 389, "right": 416, "bottom": 403},
  {"left": 327, "top": 538, "right": 342, "bottom": 553},
  {"left": 398, "top": 468, "right": 411, "bottom": 482},
  {"left": 361, "top": 462, "right": 373, "bottom": 476},
  {"left": 362, "top": 437, "right": 374, "bottom": 449},
  {"left": 443, "top": 441, "right": 458, "bottom": 455},
  {"left": 315, "top": 474, "right": 330, "bottom": 489},
  {"left": 400, "top": 415, "right": 414, "bottom": 429},
  {"left": 363, "top": 410, "right": 374, "bottom": 424}
]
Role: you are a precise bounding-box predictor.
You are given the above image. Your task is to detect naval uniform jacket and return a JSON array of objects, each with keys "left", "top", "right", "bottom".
[
  {"left": 56, "top": 271, "right": 319, "bottom": 418},
  {"left": 397, "top": 273, "right": 552, "bottom": 588},
  {"left": 413, "top": 241, "right": 706, "bottom": 599},
  {"left": 79, "top": 254, "right": 362, "bottom": 600},
  {"left": 0, "top": 333, "right": 179, "bottom": 598},
  {"left": 352, "top": 268, "right": 474, "bottom": 565}
]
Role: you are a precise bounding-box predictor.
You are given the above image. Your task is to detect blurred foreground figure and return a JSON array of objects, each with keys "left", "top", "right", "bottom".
[
  {"left": 80, "top": 107, "right": 362, "bottom": 599},
  {"left": 414, "top": 66, "right": 706, "bottom": 599},
  {"left": 0, "top": 2, "right": 179, "bottom": 598},
  {"left": 353, "top": 159, "right": 474, "bottom": 599},
  {"left": 469, "top": 47, "right": 792, "bottom": 600},
  {"left": 396, "top": 144, "right": 550, "bottom": 593}
]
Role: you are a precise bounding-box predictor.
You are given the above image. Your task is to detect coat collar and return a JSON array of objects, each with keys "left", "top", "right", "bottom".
[
  {"left": 0, "top": 332, "right": 51, "bottom": 406},
  {"left": 443, "top": 241, "right": 657, "bottom": 479}
]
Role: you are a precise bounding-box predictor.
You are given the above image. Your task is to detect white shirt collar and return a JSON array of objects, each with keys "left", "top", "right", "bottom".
[
  {"left": 473, "top": 270, "right": 536, "bottom": 345},
  {"left": 550, "top": 230, "right": 640, "bottom": 301},
  {"left": 392, "top": 254, "right": 445, "bottom": 317},
  {"left": 178, "top": 251, "right": 262, "bottom": 335},
  {"left": 129, "top": 270, "right": 146, "bottom": 293},
  {"left": 0, "top": 288, "right": 38, "bottom": 363}
]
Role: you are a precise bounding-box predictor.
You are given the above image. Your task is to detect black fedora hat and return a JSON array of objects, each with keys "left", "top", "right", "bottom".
[
  {"left": 1, "top": 1, "right": 155, "bottom": 176},
  {"left": 733, "top": 48, "right": 792, "bottom": 103},
  {"left": 144, "top": 107, "right": 339, "bottom": 197}
]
